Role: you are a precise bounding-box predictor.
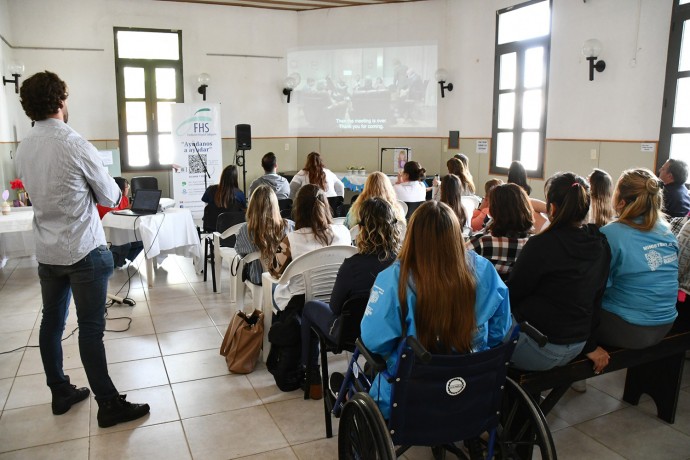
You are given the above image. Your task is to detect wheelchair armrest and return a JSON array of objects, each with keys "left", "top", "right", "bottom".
[
  {"left": 520, "top": 321, "right": 548, "bottom": 348},
  {"left": 355, "top": 338, "right": 388, "bottom": 374},
  {"left": 406, "top": 336, "right": 432, "bottom": 363}
]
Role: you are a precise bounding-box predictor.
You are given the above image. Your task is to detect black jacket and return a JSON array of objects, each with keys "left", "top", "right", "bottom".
[
  {"left": 662, "top": 181, "right": 690, "bottom": 218},
  {"left": 507, "top": 224, "right": 610, "bottom": 353}
]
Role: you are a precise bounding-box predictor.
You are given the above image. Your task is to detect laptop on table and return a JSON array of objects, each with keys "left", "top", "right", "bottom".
[{"left": 112, "top": 189, "right": 162, "bottom": 216}]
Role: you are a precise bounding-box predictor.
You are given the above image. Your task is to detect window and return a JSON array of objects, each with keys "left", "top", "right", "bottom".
[
  {"left": 658, "top": 0, "right": 690, "bottom": 181},
  {"left": 491, "top": 0, "right": 551, "bottom": 177},
  {"left": 114, "top": 28, "right": 183, "bottom": 171}
]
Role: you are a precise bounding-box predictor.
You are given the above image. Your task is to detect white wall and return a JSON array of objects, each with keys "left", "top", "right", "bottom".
[
  {"left": 5, "top": 0, "right": 298, "bottom": 140},
  {"left": 0, "top": 0, "right": 17, "bottom": 143},
  {"left": 548, "top": 0, "right": 672, "bottom": 140}
]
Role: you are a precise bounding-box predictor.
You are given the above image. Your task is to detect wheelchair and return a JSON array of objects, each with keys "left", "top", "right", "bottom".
[{"left": 332, "top": 328, "right": 556, "bottom": 459}]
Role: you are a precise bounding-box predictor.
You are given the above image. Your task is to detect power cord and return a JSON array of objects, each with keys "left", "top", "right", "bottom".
[
  {"left": 0, "top": 325, "right": 79, "bottom": 355},
  {"left": 0, "top": 213, "right": 168, "bottom": 354}
]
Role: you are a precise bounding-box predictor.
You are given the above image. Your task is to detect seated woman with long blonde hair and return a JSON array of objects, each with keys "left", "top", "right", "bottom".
[
  {"left": 235, "top": 185, "right": 294, "bottom": 284},
  {"left": 360, "top": 201, "right": 512, "bottom": 419},
  {"left": 345, "top": 171, "right": 406, "bottom": 228}
]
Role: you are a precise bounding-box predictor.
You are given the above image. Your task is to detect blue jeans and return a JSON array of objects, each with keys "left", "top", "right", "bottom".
[
  {"left": 510, "top": 332, "right": 586, "bottom": 371},
  {"left": 301, "top": 300, "right": 337, "bottom": 367},
  {"left": 38, "top": 245, "right": 119, "bottom": 402}
]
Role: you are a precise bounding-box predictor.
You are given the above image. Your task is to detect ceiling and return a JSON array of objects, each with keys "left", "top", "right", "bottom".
[{"left": 155, "top": 0, "right": 424, "bottom": 12}]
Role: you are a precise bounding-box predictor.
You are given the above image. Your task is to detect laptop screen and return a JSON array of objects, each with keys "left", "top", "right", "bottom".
[{"left": 131, "top": 189, "right": 161, "bottom": 213}]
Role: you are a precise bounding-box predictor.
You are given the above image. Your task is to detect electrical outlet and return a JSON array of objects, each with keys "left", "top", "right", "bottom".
[
  {"left": 590, "top": 149, "right": 597, "bottom": 160},
  {"left": 443, "top": 144, "right": 448, "bottom": 153},
  {"left": 284, "top": 143, "right": 290, "bottom": 151}
]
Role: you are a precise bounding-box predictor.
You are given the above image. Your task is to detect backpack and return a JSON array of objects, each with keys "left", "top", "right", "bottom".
[{"left": 266, "top": 305, "right": 303, "bottom": 392}]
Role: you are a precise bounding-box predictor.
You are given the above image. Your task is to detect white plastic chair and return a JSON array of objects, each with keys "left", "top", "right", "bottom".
[
  {"left": 213, "top": 223, "right": 244, "bottom": 298},
  {"left": 260, "top": 245, "right": 358, "bottom": 361},
  {"left": 397, "top": 200, "right": 408, "bottom": 217},
  {"left": 461, "top": 195, "right": 481, "bottom": 221},
  {"left": 234, "top": 251, "right": 263, "bottom": 315},
  {"left": 349, "top": 224, "right": 360, "bottom": 244},
  {"left": 461, "top": 196, "right": 481, "bottom": 237}
]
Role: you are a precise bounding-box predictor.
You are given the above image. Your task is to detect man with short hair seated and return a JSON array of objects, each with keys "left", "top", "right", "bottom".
[
  {"left": 248, "top": 151, "right": 290, "bottom": 200},
  {"left": 659, "top": 158, "right": 690, "bottom": 218}
]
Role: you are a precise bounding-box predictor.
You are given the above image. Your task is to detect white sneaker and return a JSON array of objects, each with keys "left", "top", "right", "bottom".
[{"left": 571, "top": 380, "right": 587, "bottom": 393}]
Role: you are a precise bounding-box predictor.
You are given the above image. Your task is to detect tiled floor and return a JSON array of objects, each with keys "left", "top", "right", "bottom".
[{"left": 0, "top": 254, "right": 689, "bottom": 459}]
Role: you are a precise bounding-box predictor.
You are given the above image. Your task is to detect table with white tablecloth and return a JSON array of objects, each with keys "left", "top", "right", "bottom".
[
  {"left": 336, "top": 171, "right": 397, "bottom": 192},
  {"left": 102, "top": 208, "right": 201, "bottom": 287},
  {"left": 0, "top": 207, "right": 36, "bottom": 266}
]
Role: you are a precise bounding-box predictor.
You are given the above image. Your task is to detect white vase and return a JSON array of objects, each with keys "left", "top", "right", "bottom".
[{"left": 1, "top": 201, "right": 11, "bottom": 215}]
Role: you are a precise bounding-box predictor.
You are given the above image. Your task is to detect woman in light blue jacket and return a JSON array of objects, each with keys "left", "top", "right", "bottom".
[{"left": 360, "top": 201, "right": 512, "bottom": 419}]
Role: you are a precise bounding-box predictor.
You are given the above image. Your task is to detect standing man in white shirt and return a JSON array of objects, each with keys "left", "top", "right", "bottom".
[
  {"left": 15, "top": 71, "right": 149, "bottom": 428},
  {"left": 248, "top": 151, "right": 291, "bottom": 200}
]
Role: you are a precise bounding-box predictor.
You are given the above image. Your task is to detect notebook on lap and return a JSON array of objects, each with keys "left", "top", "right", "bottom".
[{"left": 112, "top": 189, "right": 162, "bottom": 216}]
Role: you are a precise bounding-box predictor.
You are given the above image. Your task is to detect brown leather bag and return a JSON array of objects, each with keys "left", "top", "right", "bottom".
[{"left": 220, "top": 310, "right": 264, "bottom": 374}]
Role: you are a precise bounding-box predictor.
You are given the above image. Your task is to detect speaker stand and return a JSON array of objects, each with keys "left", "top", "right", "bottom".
[{"left": 235, "top": 149, "right": 247, "bottom": 196}]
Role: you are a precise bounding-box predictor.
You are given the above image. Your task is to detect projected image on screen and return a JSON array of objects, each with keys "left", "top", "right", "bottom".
[{"left": 286, "top": 43, "right": 438, "bottom": 135}]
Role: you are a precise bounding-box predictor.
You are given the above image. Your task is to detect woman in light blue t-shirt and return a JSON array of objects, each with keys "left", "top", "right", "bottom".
[{"left": 597, "top": 168, "right": 679, "bottom": 349}]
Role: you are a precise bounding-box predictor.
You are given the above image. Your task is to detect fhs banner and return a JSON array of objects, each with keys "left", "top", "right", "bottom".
[{"left": 171, "top": 103, "right": 222, "bottom": 221}]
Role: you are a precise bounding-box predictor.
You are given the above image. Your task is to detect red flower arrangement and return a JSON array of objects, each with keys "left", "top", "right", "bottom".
[{"left": 10, "top": 178, "right": 24, "bottom": 191}]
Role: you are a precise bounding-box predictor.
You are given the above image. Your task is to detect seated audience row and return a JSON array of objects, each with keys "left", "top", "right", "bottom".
[{"left": 206, "top": 152, "right": 683, "bottom": 418}]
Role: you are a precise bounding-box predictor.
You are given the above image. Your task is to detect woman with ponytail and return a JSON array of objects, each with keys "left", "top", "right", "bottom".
[
  {"left": 360, "top": 201, "right": 512, "bottom": 419},
  {"left": 507, "top": 172, "right": 611, "bottom": 372},
  {"left": 393, "top": 160, "right": 428, "bottom": 202},
  {"left": 595, "top": 169, "right": 678, "bottom": 349},
  {"left": 272, "top": 184, "right": 351, "bottom": 311}
]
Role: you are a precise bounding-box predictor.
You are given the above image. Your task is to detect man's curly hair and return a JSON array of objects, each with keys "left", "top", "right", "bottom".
[{"left": 19, "top": 71, "right": 68, "bottom": 121}]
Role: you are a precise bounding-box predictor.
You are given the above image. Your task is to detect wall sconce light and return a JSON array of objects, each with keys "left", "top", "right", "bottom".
[
  {"left": 282, "top": 76, "right": 297, "bottom": 103},
  {"left": 3, "top": 63, "right": 25, "bottom": 94},
  {"left": 435, "top": 68, "right": 453, "bottom": 98},
  {"left": 197, "top": 73, "right": 210, "bottom": 101},
  {"left": 582, "top": 39, "right": 606, "bottom": 81}
]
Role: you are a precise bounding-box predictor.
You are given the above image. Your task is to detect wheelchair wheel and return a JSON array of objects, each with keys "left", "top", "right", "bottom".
[
  {"left": 338, "top": 392, "right": 396, "bottom": 460},
  {"left": 496, "top": 377, "right": 556, "bottom": 460}
]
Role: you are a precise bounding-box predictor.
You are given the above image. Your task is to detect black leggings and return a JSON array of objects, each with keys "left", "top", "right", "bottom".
[{"left": 595, "top": 309, "right": 673, "bottom": 349}]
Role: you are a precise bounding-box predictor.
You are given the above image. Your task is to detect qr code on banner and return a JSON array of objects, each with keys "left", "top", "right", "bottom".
[{"left": 188, "top": 154, "right": 207, "bottom": 174}]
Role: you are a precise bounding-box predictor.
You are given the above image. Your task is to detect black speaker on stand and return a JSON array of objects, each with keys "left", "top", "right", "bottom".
[{"left": 235, "top": 124, "right": 251, "bottom": 196}]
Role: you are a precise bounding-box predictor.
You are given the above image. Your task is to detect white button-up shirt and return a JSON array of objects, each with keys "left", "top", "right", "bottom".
[{"left": 16, "top": 118, "right": 121, "bottom": 265}]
